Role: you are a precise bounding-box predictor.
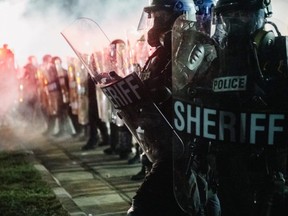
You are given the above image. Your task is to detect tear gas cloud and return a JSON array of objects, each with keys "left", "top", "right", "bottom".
[
  {"left": 0, "top": 0, "right": 147, "bottom": 143},
  {"left": 1, "top": 0, "right": 288, "bottom": 67},
  {"left": 0, "top": 0, "right": 147, "bottom": 67}
]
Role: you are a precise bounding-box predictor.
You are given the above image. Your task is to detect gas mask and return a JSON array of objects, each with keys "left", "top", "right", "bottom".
[
  {"left": 147, "top": 10, "right": 177, "bottom": 47},
  {"left": 221, "top": 9, "right": 265, "bottom": 44}
]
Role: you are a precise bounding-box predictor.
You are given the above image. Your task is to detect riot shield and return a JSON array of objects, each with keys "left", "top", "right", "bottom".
[
  {"left": 54, "top": 58, "right": 70, "bottom": 104},
  {"left": 172, "top": 10, "right": 288, "bottom": 216},
  {"left": 61, "top": 17, "right": 111, "bottom": 83},
  {"left": 62, "top": 18, "right": 113, "bottom": 124},
  {"left": 67, "top": 57, "right": 79, "bottom": 115},
  {"left": 62, "top": 17, "right": 184, "bottom": 163},
  {"left": 73, "top": 58, "right": 89, "bottom": 125},
  {"left": 172, "top": 15, "right": 210, "bottom": 215}
]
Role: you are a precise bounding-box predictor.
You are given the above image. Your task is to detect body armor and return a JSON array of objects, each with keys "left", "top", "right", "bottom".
[{"left": 172, "top": 1, "right": 288, "bottom": 215}]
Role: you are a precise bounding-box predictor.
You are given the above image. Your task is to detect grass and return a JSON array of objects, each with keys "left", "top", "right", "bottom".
[{"left": 0, "top": 151, "right": 69, "bottom": 216}]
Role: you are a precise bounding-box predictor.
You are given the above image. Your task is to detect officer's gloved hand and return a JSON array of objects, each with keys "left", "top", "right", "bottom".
[
  {"left": 94, "top": 71, "right": 121, "bottom": 85},
  {"left": 109, "top": 71, "right": 122, "bottom": 80},
  {"left": 144, "top": 75, "right": 172, "bottom": 103},
  {"left": 150, "top": 86, "right": 171, "bottom": 103}
]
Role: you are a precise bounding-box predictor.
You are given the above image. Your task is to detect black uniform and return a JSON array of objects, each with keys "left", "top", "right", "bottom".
[
  {"left": 172, "top": 1, "right": 288, "bottom": 215},
  {"left": 81, "top": 75, "right": 109, "bottom": 150}
]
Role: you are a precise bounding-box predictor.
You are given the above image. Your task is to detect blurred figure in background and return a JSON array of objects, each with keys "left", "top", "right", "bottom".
[
  {"left": 0, "top": 44, "right": 17, "bottom": 126},
  {"left": 102, "top": 39, "right": 133, "bottom": 159},
  {"left": 52, "top": 56, "right": 77, "bottom": 137},
  {"left": 40, "top": 55, "right": 76, "bottom": 137},
  {"left": 18, "top": 55, "right": 40, "bottom": 124},
  {"left": 40, "top": 54, "right": 59, "bottom": 136},
  {"left": 67, "top": 57, "right": 89, "bottom": 140},
  {"left": 81, "top": 73, "right": 110, "bottom": 150}
]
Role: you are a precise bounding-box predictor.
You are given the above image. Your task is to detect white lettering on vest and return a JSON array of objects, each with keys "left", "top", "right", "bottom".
[
  {"left": 102, "top": 74, "right": 142, "bottom": 109},
  {"left": 213, "top": 76, "right": 247, "bottom": 92},
  {"left": 174, "top": 100, "right": 287, "bottom": 145}
]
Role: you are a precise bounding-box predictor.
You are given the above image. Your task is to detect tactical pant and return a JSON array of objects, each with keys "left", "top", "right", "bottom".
[
  {"left": 215, "top": 144, "right": 288, "bottom": 216},
  {"left": 127, "top": 160, "right": 189, "bottom": 216}
]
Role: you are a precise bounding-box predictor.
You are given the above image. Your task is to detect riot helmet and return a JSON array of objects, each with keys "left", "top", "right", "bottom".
[
  {"left": 194, "top": 0, "right": 216, "bottom": 15},
  {"left": 108, "top": 39, "right": 127, "bottom": 77},
  {"left": 214, "top": 0, "right": 272, "bottom": 17},
  {"left": 144, "top": 0, "right": 196, "bottom": 14},
  {"left": 213, "top": 0, "right": 270, "bottom": 44},
  {"left": 27, "top": 55, "right": 38, "bottom": 67},
  {"left": 42, "top": 54, "right": 52, "bottom": 64},
  {"left": 109, "top": 39, "right": 126, "bottom": 62},
  {"left": 52, "top": 56, "right": 62, "bottom": 64},
  {"left": 194, "top": 0, "right": 217, "bottom": 34},
  {"left": 141, "top": 0, "right": 197, "bottom": 47}
]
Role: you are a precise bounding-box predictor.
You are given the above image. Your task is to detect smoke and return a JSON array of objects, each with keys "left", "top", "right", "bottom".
[
  {"left": 0, "top": 0, "right": 147, "bottom": 67},
  {"left": 0, "top": 0, "right": 147, "bottom": 144},
  {"left": 267, "top": 0, "right": 288, "bottom": 35}
]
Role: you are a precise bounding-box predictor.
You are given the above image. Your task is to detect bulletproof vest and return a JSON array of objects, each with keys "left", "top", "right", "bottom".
[
  {"left": 140, "top": 46, "right": 171, "bottom": 82},
  {"left": 173, "top": 28, "right": 288, "bottom": 151},
  {"left": 140, "top": 45, "right": 173, "bottom": 120}
]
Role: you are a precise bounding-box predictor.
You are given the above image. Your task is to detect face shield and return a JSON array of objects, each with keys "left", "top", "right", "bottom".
[
  {"left": 223, "top": 9, "right": 264, "bottom": 34},
  {"left": 215, "top": 8, "right": 265, "bottom": 45},
  {"left": 138, "top": 9, "right": 176, "bottom": 47}
]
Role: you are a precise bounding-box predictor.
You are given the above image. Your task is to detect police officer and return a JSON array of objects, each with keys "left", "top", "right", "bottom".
[
  {"left": 81, "top": 74, "right": 110, "bottom": 150},
  {"left": 173, "top": 0, "right": 288, "bottom": 215},
  {"left": 103, "top": 39, "right": 133, "bottom": 159},
  {"left": 212, "top": 1, "right": 288, "bottom": 215},
  {"left": 126, "top": 1, "right": 197, "bottom": 215},
  {"left": 41, "top": 54, "right": 62, "bottom": 136},
  {"left": 20, "top": 56, "right": 39, "bottom": 123},
  {"left": 52, "top": 56, "right": 77, "bottom": 137},
  {"left": 172, "top": 1, "right": 221, "bottom": 215},
  {"left": 60, "top": 4, "right": 215, "bottom": 215}
]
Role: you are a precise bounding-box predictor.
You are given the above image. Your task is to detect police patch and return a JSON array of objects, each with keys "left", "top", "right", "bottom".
[{"left": 213, "top": 75, "right": 247, "bottom": 92}]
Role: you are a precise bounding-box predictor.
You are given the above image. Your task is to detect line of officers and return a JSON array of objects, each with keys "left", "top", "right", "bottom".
[{"left": 17, "top": 36, "right": 151, "bottom": 178}]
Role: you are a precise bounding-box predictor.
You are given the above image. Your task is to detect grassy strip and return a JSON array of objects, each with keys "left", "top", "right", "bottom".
[{"left": 0, "top": 151, "right": 69, "bottom": 216}]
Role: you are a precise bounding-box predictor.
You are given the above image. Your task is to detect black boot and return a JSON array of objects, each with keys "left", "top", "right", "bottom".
[
  {"left": 118, "top": 126, "right": 132, "bottom": 159},
  {"left": 81, "top": 124, "right": 98, "bottom": 150},
  {"left": 81, "top": 137, "right": 98, "bottom": 150},
  {"left": 98, "top": 121, "right": 110, "bottom": 146},
  {"left": 128, "top": 144, "right": 140, "bottom": 164},
  {"left": 131, "top": 165, "right": 146, "bottom": 181},
  {"left": 104, "top": 122, "right": 119, "bottom": 155}
]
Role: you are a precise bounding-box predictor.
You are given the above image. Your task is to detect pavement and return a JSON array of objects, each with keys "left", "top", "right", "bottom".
[{"left": 0, "top": 123, "right": 143, "bottom": 216}]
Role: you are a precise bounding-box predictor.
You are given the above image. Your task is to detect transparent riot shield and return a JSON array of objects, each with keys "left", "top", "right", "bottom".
[
  {"left": 62, "top": 18, "right": 113, "bottom": 124},
  {"left": 172, "top": 15, "right": 211, "bottom": 215},
  {"left": 62, "top": 17, "right": 184, "bottom": 164},
  {"left": 61, "top": 17, "right": 112, "bottom": 83},
  {"left": 172, "top": 9, "right": 288, "bottom": 216}
]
